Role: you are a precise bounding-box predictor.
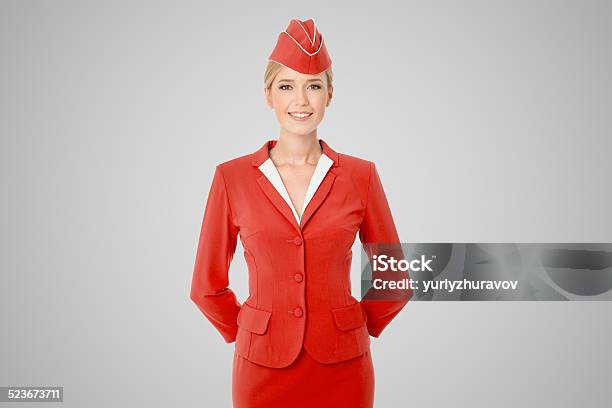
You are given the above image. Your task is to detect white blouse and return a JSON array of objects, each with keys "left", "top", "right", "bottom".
[{"left": 258, "top": 152, "right": 334, "bottom": 226}]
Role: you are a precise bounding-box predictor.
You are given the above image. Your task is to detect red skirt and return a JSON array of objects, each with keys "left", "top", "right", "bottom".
[{"left": 232, "top": 346, "right": 375, "bottom": 408}]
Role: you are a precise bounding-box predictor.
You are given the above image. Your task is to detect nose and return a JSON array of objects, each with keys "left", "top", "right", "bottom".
[{"left": 295, "top": 86, "right": 309, "bottom": 106}]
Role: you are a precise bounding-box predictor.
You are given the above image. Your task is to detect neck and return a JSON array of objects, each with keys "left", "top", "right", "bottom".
[{"left": 270, "top": 130, "right": 322, "bottom": 166}]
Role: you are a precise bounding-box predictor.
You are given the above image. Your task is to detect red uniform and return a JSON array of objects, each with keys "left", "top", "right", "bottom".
[{"left": 190, "top": 19, "right": 410, "bottom": 408}]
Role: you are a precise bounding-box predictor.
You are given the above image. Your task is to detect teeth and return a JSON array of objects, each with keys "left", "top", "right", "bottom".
[{"left": 289, "top": 112, "right": 312, "bottom": 118}]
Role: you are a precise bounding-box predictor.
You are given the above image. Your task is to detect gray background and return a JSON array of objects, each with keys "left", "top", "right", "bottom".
[{"left": 1, "top": 1, "right": 611, "bottom": 407}]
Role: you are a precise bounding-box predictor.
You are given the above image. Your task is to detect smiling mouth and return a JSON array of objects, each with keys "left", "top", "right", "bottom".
[{"left": 288, "top": 112, "right": 313, "bottom": 120}]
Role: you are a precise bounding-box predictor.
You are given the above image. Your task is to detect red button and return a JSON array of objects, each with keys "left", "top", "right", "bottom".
[
  {"left": 293, "top": 307, "right": 303, "bottom": 317},
  {"left": 292, "top": 237, "right": 303, "bottom": 246},
  {"left": 294, "top": 273, "right": 303, "bottom": 283}
]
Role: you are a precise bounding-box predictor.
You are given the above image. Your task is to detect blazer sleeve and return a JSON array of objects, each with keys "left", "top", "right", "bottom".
[
  {"left": 358, "top": 161, "right": 412, "bottom": 338},
  {"left": 190, "top": 165, "right": 241, "bottom": 343}
]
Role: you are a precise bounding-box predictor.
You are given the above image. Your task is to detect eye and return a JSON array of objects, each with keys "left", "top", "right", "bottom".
[
  {"left": 279, "top": 84, "right": 292, "bottom": 90},
  {"left": 309, "top": 84, "right": 322, "bottom": 90}
]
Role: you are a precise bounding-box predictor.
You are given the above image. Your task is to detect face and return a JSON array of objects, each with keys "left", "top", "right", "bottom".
[{"left": 265, "top": 66, "right": 333, "bottom": 137}]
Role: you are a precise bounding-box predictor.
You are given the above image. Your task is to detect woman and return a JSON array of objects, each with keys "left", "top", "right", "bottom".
[{"left": 190, "top": 18, "right": 411, "bottom": 408}]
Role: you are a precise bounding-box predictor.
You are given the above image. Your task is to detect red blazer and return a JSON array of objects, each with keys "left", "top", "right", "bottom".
[{"left": 190, "top": 139, "right": 411, "bottom": 368}]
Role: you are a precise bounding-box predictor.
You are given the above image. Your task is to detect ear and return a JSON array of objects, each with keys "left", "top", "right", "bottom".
[
  {"left": 264, "top": 87, "right": 273, "bottom": 109},
  {"left": 326, "top": 85, "right": 333, "bottom": 107}
]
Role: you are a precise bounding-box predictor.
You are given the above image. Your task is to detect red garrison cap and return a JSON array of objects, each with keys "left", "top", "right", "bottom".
[{"left": 268, "top": 18, "right": 332, "bottom": 75}]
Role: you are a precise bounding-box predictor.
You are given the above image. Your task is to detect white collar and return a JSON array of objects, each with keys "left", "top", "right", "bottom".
[{"left": 258, "top": 152, "right": 334, "bottom": 226}]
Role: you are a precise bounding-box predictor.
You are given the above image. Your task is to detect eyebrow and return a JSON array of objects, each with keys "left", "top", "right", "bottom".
[{"left": 277, "top": 78, "right": 323, "bottom": 83}]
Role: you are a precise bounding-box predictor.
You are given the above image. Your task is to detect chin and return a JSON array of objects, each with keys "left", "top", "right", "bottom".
[
  {"left": 281, "top": 123, "right": 315, "bottom": 135},
  {"left": 293, "top": 128, "right": 317, "bottom": 136}
]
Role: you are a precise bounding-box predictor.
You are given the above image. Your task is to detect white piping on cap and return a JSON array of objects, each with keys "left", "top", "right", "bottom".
[
  {"left": 280, "top": 31, "right": 324, "bottom": 56},
  {"left": 293, "top": 18, "right": 317, "bottom": 47}
]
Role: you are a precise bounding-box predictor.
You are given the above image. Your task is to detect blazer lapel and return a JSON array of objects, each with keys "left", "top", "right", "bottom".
[
  {"left": 251, "top": 138, "right": 340, "bottom": 233},
  {"left": 299, "top": 169, "right": 337, "bottom": 229},
  {"left": 256, "top": 175, "right": 301, "bottom": 233}
]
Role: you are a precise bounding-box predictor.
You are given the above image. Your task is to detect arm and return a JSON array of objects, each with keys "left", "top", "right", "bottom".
[
  {"left": 359, "top": 161, "right": 412, "bottom": 338},
  {"left": 190, "top": 165, "right": 241, "bottom": 343}
]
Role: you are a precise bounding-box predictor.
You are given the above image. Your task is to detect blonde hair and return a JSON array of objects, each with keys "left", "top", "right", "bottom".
[{"left": 264, "top": 60, "right": 333, "bottom": 91}]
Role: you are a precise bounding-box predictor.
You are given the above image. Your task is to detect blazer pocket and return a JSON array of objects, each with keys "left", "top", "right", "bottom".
[
  {"left": 237, "top": 303, "right": 272, "bottom": 335},
  {"left": 331, "top": 301, "right": 368, "bottom": 331}
]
